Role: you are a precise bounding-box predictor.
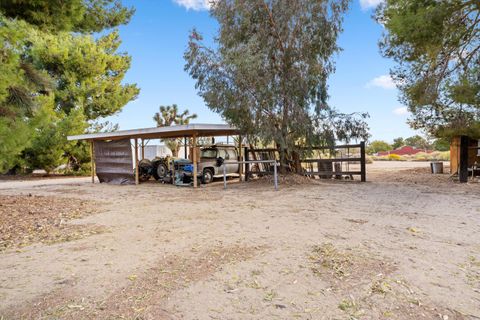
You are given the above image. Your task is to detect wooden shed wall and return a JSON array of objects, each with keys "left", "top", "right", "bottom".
[
  {"left": 450, "top": 136, "right": 479, "bottom": 174},
  {"left": 450, "top": 137, "right": 460, "bottom": 174}
]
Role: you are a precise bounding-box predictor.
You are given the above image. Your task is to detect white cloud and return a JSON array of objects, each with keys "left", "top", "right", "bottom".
[
  {"left": 366, "top": 75, "right": 396, "bottom": 89},
  {"left": 173, "top": 0, "right": 211, "bottom": 10},
  {"left": 393, "top": 107, "right": 408, "bottom": 116},
  {"left": 359, "top": 0, "right": 384, "bottom": 10}
]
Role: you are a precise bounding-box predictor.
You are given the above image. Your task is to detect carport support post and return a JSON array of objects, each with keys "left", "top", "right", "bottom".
[
  {"left": 193, "top": 134, "right": 198, "bottom": 188},
  {"left": 184, "top": 137, "right": 188, "bottom": 159},
  {"left": 141, "top": 139, "right": 145, "bottom": 160},
  {"left": 90, "top": 140, "right": 95, "bottom": 184},
  {"left": 134, "top": 138, "right": 139, "bottom": 185}
]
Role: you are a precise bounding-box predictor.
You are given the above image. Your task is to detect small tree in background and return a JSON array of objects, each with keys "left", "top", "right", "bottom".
[
  {"left": 185, "top": 0, "right": 369, "bottom": 172},
  {"left": 392, "top": 137, "right": 404, "bottom": 150},
  {"left": 432, "top": 138, "right": 450, "bottom": 152},
  {"left": 153, "top": 104, "right": 197, "bottom": 157},
  {"left": 404, "top": 135, "right": 431, "bottom": 150},
  {"left": 366, "top": 140, "right": 392, "bottom": 155}
]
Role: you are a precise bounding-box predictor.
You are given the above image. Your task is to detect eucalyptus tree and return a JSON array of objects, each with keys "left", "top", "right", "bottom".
[{"left": 185, "top": 0, "right": 369, "bottom": 171}]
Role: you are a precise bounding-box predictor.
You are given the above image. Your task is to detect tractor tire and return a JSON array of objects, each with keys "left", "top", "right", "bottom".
[
  {"left": 137, "top": 159, "right": 153, "bottom": 182},
  {"left": 202, "top": 168, "right": 214, "bottom": 184},
  {"left": 153, "top": 162, "right": 168, "bottom": 181}
]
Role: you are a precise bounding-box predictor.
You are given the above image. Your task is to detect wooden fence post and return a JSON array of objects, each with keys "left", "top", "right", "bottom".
[
  {"left": 360, "top": 141, "right": 366, "bottom": 182},
  {"left": 459, "top": 135, "right": 468, "bottom": 183},
  {"left": 238, "top": 135, "right": 243, "bottom": 182}
]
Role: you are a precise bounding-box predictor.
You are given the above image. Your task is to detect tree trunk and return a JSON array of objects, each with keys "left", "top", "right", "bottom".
[
  {"left": 277, "top": 142, "right": 289, "bottom": 174},
  {"left": 292, "top": 151, "right": 302, "bottom": 173},
  {"left": 172, "top": 146, "right": 179, "bottom": 158}
]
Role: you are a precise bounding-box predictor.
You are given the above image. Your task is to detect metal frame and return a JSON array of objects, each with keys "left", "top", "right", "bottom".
[
  {"left": 244, "top": 142, "right": 366, "bottom": 182},
  {"left": 69, "top": 124, "right": 240, "bottom": 188},
  {"left": 67, "top": 124, "right": 239, "bottom": 141}
]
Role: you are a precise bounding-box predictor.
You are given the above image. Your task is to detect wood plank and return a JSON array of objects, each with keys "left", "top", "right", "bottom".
[
  {"left": 248, "top": 144, "right": 362, "bottom": 152},
  {"left": 90, "top": 140, "right": 95, "bottom": 184},
  {"left": 303, "top": 171, "right": 362, "bottom": 176},
  {"left": 300, "top": 158, "right": 362, "bottom": 163},
  {"left": 238, "top": 135, "right": 243, "bottom": 182},
  {"left": 459, "top": 135, "right": 468, "bottom": 183}
]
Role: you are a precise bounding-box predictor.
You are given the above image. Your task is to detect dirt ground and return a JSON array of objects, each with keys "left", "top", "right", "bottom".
[{"left": 0, "top": 161, "right": 479, "bottom": 319}]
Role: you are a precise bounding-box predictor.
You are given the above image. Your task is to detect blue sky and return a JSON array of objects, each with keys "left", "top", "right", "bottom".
[{"left": 106, "top": 0, "right": 420, "bottom": 143}]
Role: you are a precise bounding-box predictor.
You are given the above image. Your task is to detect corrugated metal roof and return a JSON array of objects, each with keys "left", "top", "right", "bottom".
[{"left": 67, "top": 124, "right": 239, "bottom": 141}]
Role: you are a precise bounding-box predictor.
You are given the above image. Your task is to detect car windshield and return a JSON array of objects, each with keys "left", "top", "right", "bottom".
[{"left": 201, "top": 149, "right": 217, "bottom": 158}]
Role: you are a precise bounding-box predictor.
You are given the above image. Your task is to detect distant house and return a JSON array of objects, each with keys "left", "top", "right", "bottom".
[
  {"left": 138, "top": 145, "right": 172, "bottom": 160},
  {"left": 377, "top": 145, "right": 433, "bottom": 156}
]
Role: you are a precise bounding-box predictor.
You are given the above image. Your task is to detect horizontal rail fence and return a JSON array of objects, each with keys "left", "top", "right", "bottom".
[
  {"left": 245, "top": 142, "right": 366, "bottom": 182},
  {"left": 223, "top": 160, "right": 279, "bottom": 190}
]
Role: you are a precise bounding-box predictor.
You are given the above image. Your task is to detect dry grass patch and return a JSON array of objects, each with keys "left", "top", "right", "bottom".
[
  {"left": 459, "top": 255, "right": 480, "bottom": 290},
  {"left": 249, "top": 173, "right": 317, "bottom": 186},
  {"left": 6, "top": 245, "right": 264, "bottom": 320},
  {"left": 309, "top": 243, "right": 394, "bottom": 289},
  {"left": 0, "top": 195, "right": 105, "bottom": 251},
  {"left": 309, "top": 243, "right": 464, "bottom": 319}
]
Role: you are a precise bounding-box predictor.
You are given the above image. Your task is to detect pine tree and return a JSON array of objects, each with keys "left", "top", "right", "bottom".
[{"left": 0, "top": 1, "right": 138, "bottom": 173}]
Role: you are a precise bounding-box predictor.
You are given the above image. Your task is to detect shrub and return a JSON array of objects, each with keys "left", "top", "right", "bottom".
[{"left": 388, "top": 154, "right": 402, "bottom": 161}]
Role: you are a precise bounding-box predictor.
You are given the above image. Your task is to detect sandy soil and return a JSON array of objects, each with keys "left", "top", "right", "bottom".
[{"left": 0, "top": 161, "right": 479, "bottom": 319}]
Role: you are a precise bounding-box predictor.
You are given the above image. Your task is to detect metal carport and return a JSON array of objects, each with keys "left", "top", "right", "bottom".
[{"left": 67, "top": 124, "right": 241, "bottom": 188}]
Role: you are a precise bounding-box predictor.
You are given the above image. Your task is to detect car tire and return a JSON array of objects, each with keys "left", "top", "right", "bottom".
[{"left": 202, "top": 168, "right": 214, "bottom": 184}]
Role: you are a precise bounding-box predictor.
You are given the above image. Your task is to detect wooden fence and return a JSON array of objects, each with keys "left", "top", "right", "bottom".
[{"left": 244, "top": 142, "right": 366, "bottom": 182}]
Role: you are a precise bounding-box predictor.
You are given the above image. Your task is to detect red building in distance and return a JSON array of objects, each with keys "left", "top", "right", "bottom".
[{"left": 378, "top": 145, "right": 433, "bottom": 156}]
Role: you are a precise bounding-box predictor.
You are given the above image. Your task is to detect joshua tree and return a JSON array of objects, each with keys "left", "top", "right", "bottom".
[{"left": 153, "top": 104, "right": 197, "bottom": 157}]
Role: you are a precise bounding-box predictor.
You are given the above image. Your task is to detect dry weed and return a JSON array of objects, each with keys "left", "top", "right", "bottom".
[{"left": 5, "top": 245, "right": 264, "bottom": 320}]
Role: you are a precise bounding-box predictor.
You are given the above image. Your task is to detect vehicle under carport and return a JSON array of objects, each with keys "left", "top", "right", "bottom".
[{"left": 67, "top": 124, "right": 242, "bottom": 188}]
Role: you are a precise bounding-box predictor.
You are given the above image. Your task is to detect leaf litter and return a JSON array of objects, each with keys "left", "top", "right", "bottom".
[{"left": 0, "top": 194, "right": 106, "bottom": 251}]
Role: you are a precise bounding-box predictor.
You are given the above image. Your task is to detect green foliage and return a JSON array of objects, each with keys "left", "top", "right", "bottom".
[
  {"left": 0, "top": 118, "right": 32, "bottom": 171},
  {"left": 432, "top": 137, "right": 450, "bottom": 152},
  {"left": 30, "top": 30, "right": 139, "bottom": 120},
  {"left": 377, "top": 0, "right": 480, "bottom": 138},
  {"left": 0, "top": 0, "right": 134, "bottom": 33},
  {"left": 366, "top": 140, "right": 392, "bottom": 154},
  {"left": 388, "top": 153, "right": 402, "bottom": 161},
  {"left": 22, "top": 98, "right": 88, "bottom": 174},
  {"left": 392, "top": 137, "right": 404, "bottom": 150},
  {"left": 153, "top": 104, "right": 197, "bottom": 157},
  {"left": 184, "top": 0, "right": 369, "bottom": 169},
  {"left": 404, "top": 135, "right": 430, "bottom": 150},
  {"left": 372, "top": 151, "right": 450, "bottom": 162},
  {"left": 0, "top": 1, "right": 138, "bottom": 173}
]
